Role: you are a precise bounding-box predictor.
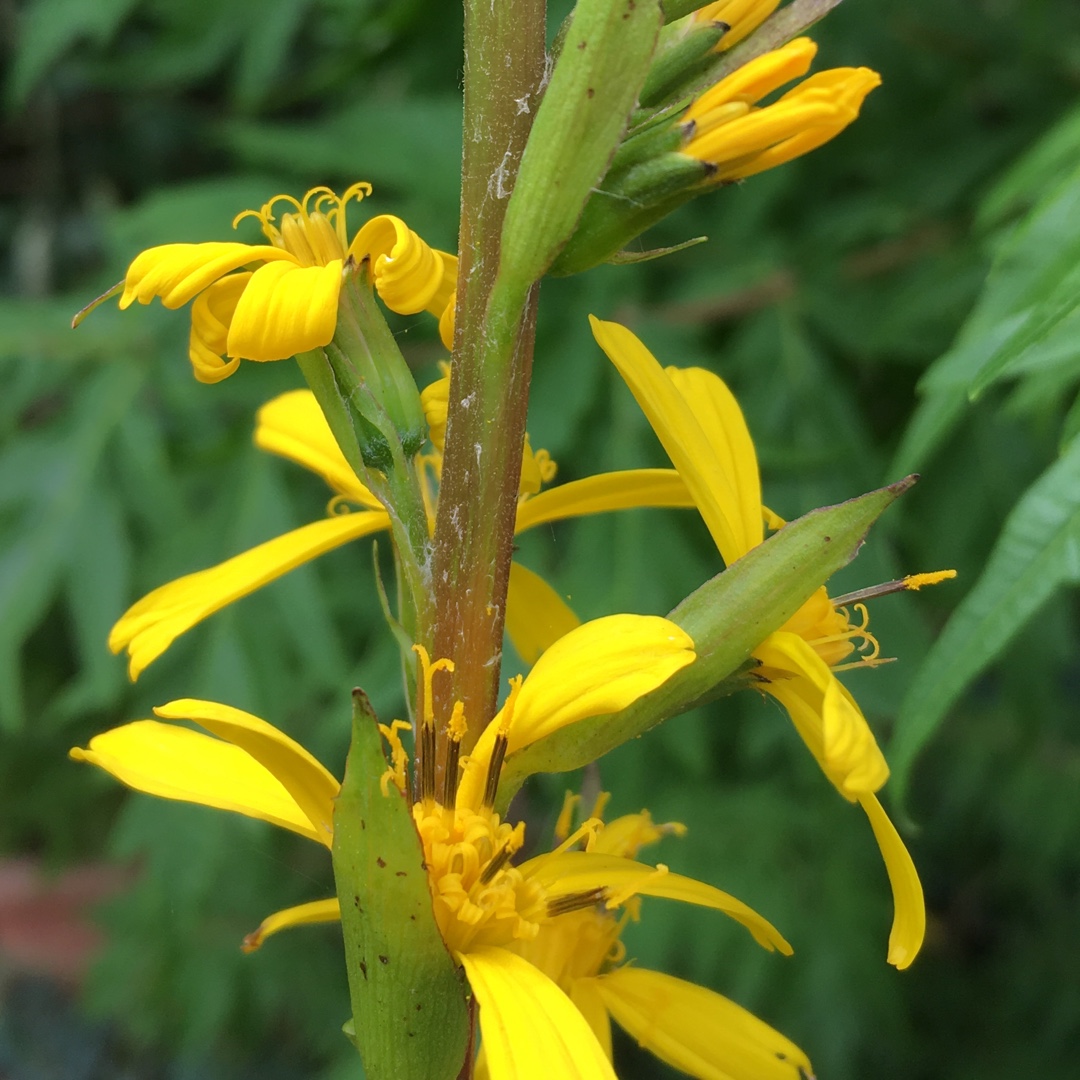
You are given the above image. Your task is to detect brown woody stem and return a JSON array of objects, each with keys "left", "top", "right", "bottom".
[{"left": 430, "top": 0, "right": 547, "bottom": 749}]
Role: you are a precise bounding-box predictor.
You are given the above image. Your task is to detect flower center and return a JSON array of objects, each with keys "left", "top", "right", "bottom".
[{"left": 232, "top": 183, "right": 373, "bottom": 267}]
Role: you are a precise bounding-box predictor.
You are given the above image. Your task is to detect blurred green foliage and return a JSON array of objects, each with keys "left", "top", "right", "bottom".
[{"left": 2, "top": 0, "right": 1080, "bottom": 1077}]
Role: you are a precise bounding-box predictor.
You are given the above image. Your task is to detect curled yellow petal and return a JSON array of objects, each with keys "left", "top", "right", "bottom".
[
  {"left": 226, "top": 259, "right": 342, "bottom": 361},
  {"left": 457, "top": 946, "right": 617, "bottom": 1080},
  {"left": 349, "top": 214, "right": 455, "bottom": 316},
  {"left": 254, "top": 389, "right": 379, "bottom": 505},
  {"left": 755, "top": 631, "right": 888, "bottom": 800},
  {"left": 459, "top": 615, "right": 694, "bottom": 808},
  {"left": 590, "top": 316, "right": 748, "bottom": 565},
  {"left": 505, "top": 561, "right": 581, "bottom": 665},
  {"left": 242, "top": 898, "right": 341, "bottom": 953},
  {"left": 120, "top": 242, "right": 292, "bottom": 310},
  {"left": 70, "top": 721, "right": 321, "bottom": 842},
  {"left": 154, "top": 698, "right": 340, "bottom": 844},
  {"left": 188, "top": 273, "right": 249, "bottom": 383},
  {"left": 420, "top": 374, "right": 450, "bottom": 453},
  {"left": 597, "top": 967, "right": 812, "bottom": 1080},
  {"left": 858, "top": 794, "right": 926, "bottom": 969},
  {"left": 521, "top": 852, "right": 791, "bottom": 954},
  {"left": 109, "top": 511, "right": 390, "bottom": 680},
  {"left": 513, "top": 469, "right": 694, "bottom": 534}
]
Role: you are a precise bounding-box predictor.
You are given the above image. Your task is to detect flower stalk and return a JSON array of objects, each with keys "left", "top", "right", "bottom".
[{"left": 430, "top": 0, "right": 547, "bottom": 745}]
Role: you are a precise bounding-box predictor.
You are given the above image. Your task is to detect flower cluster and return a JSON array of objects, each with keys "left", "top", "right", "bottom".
[{"left": 70, "top": 6, "right": 954, "bottom": 1079}]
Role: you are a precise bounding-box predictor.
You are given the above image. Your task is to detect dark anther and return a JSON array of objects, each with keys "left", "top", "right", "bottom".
[
  {"left": 546, "top": 887, "right": 607, "bottom": 917},
  {"left": 481, "top": 732, "right": 509, "bottom": 810}
]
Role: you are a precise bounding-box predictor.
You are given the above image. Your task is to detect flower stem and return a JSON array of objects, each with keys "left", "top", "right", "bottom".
[{"left": 431, "top": 0, "right": 547, "bottom": 747}]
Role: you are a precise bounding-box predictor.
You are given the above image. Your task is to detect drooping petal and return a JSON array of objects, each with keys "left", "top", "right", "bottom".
[
  {"left": 242, "top": 898, "right": 341, "bottom": 953},
  {"left": 69, "top": 721, "right": 321, "bottom": 842},
  {"left": 665, "top": 366, "right": 763, "bottom": 551},
  {"left": 459, "top": 616, "right": 694, "bottom": 808},
  {"left": 571, "top": 978, "right": 613, "bottom": 1061},
  {"left": 514, "top": 469, "right": 694, "bottom": 534},
  {"left": 505, "top": 561, "right": 581, "bottom": 665},
  {"left": 109, "top": 511, "right": 390, "bottom": 680},
  {"left": 187, "top": 273, "right": 249, "bottom": 383},
  {"left": 154, "top": 699, "right": 339, "bottom": 843},
  {"left": 858, "top": 793, "right": 925, "bottom": 969},
  {"left": 754, "top": 631, "right": 889, "bottom": 800},
  {"left": 596, "top": 967, "right": 812, "bottom": 1080},
  {"left": 457, "top": 947, "right": 617, "bottom": 1080},
  {"left": 589, "top": 316, "right": 748, "bottom": 565},
  {"left": 254, "top": 389, "right": 380, "bottom": 505},
  {"left": 227, "top": 259, "right": 342, "bottom": 361},
  {"left": 349, "top": 214, "right": 455, "bottom": 316},
  {"left": 120, "top": 242, "right": 294, "bottom": 310},
  {"left": 520, "top": 851, "right": 791, "bottom": 954}
]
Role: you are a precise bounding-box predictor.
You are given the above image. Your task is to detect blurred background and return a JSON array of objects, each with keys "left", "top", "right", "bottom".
[{"left": 2, "top": 0, "right": 1080, "bottom": 1076}]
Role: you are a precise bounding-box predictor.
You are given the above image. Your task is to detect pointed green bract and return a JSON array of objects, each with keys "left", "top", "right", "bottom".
[
  {"left": 498, "top": 0, "right": 663, "bottom": 289},
  {"left": 498, "top": 479, "right": 913, "bottom": 802},
  {"left": 332, "top": 690, "right": 470, "bottom": 1080}
]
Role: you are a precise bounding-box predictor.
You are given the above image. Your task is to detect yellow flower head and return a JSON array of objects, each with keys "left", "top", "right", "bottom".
[
  {"left": 70, "top": 622, "right": 815, "bottom": 1078},
  {"left": 682, "top": 38, "right": 881, "bottom": 181},
  {"left": 78, "top": 184, "right": 457, "bottom": 383},
  {"left": 695, "top": 0, "right": 781, "bottom": 52},
  {"left": 590, "top": 314, "right": 947, "bottom": 969}
]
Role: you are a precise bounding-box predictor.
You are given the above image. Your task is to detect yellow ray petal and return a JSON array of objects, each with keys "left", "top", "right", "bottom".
[
  {"left": 154, "top": 698, "right": 339, "bottom": 844},
  {"left": 420, "top": 374, "right": 450, "bottom": 452},
  {"left": 513, "top": 469, "right": 694, "bottom": 534},
  {"left": 589, "top": 316, "right": 748, "bottom": 565},
  {"left": 110, "top": 511, "right": 390, "bottom": 680},
  {"left": 597, "top": 967, "right": 812, "bottom": 1080},
  {"left": 69, "top": 721, "right": 321, "bottom": 842},
  {"left": 242, "top": 898, "right": 341, "bottom": 953},
  {"left": 254, "top": 389, "right": 379, "bottom": 505},
  {"left": 521, "top": 852, "right": 791, "bottom": 954},
  {"left": 120, "top": 242, "right": 293, "bottom": 310},
  {"left": 349, "top": 214, "right": 453, "bottom": 316},
  {"left": 571, "top": 978, "right": 613, "bottom": 1062},
  {"left": 665, "top": 366, "right": 763, "bottom": 551},
  {"left": 858, "top": 794, "right": 926, "bottom": 970},
  {"left": 505, "top": 561, "right": 581, "bottom": 665},
  {"left": 188, "top": 272, "right": 249, "bottom": 383},
  {"left": 459, "top": 616, "right": 694, "bottom": 808},
  {"left": 227, "top": 259, "right": 342, "bottom": 361},
  {"left": 457, "top": 947, "right": 617, "bottom": 1080},
  {"left": 755, "top": 631, "right": 888, "bottom": 800}
]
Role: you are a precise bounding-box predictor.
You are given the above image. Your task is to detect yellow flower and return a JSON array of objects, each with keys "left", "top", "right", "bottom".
[
  {"left": 108, "top": 375, "right": 697, "bottom": 680},
  {"left": 694, "top": 0, "right": 781, "bottom": 52},
  {"left": 488, "top": 792, "right": 814, "bottom": 1080},
  {"left": 71, "top": 625, "right": 805, "bottom": 1079},
  {"left": 79, "top": 184, "right": 457, "bottom": 382},
  {"left": 589, "top": 315, "right": 951, "bottom": 970},
  {"left": 682, "top": 38, "right": 881, "bottom": 180}
]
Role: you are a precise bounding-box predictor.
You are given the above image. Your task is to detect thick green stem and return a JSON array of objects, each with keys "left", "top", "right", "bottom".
[{"left": 431, "top": 0, "right": 546, "bottom": 746}]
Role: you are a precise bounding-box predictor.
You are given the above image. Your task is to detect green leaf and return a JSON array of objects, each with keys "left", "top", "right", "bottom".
[
  {"left": 890, "top": 435, "right": 1080, "bottom": 804},
  {"left": 499, "top": 477, "right": 914, "bottom": 801},
  {"left": 892, "top": 166, "right": 1080, "bottom": 472},
  {"left": 5, "top": 0, "right": 139, "bottom": 106},
  {"left": 499, "top": 0, "right": 663, "bottom": 288},
  {"left": 332, "top": 690, "right": 469, "bottom": 1080}
]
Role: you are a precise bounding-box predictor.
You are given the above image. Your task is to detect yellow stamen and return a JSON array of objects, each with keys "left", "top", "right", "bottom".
[
  {"left": 904, "top": 569, "right": 957, "bottom": 590},
  {"left": 412, "top": 644, "right": 455, "bottom": 727},
  {"left": 550, "top": 817, "right": 604, "bottom": 856},
  {"left": 378, "top": 719, "right": 412, "bottom": 796},
  {"left": 554, "top": 792, "right": 581, "bottom": 843},
  {"left": 605, "top": 863, "right": 670, "bottom": 909}
]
